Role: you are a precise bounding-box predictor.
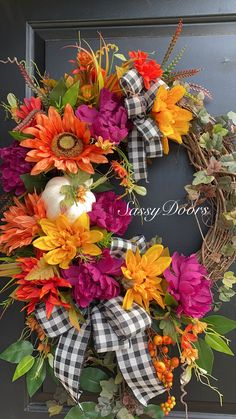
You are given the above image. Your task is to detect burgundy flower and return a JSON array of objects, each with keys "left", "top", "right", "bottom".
[
  {"left": 89, "top": 191, "right": 131, "bottom": 235},
  {"left": 0, "top": 141, "right": 32, "bottom": 195},
  {"left": 76, "top": 88, "right": 130, "bottom": 144},
  {"left": 164, "top": 252, "right": 213, "bottom": 318},
  {"left": 62, "top": 249, "right": 122, "bottom": 308}
]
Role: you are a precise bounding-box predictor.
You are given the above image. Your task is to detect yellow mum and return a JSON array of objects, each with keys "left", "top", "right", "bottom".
[
  {"left": 33, "top": 213, "right": 103, "bottom": 269},
  {"left": 122, "top": 244, "right": 172, "bottom": 312},
  {"left": 152, "top": 85, "right": 192, "bottom": 154}
]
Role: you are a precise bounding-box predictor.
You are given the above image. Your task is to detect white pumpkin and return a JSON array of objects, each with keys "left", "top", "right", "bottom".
[{"left": 41, "top": 176, "right": 96, "bottom": 222}]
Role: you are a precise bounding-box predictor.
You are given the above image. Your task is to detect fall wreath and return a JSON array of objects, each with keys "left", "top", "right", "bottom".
[{"left": 0, "top": 21, "right": 235, "bottom": 419}]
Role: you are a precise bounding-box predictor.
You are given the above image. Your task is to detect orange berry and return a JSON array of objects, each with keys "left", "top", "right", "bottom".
[
  {"left": 155, "top": 361, "right": 166, "bottom": 373},
  {"left": 164, "top": 358, "right": 171, "bottom": 367},
  {"left": 171, "top": 357, "right": 180, "bottom": 368},
  {"left": 157, "top": 372, "right": 163, "bottom": 381},
  {"left": 165, "top": 372, "right": 174, "bottom": 382},
  {"left": 148, "top": 342, "right": 154, "bottom": 351},
  {"left": 149, "top": 350, "right": 155, "bottom": 357},
  {"left": 162, "top": 346, "right": 169, "bottom": 354},
  {"left": 153, "top": 335, "right": 163, "bottom": 346},
  {"left": 163, "top": 336, "right": 172, "bottom": 345}
]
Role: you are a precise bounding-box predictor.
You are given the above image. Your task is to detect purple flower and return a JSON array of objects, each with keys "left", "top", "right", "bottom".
[
  {"left": 62, "top": 249, "right": 122, "bottom": 308},
  {"left": 164, "top": 252, "right": 213, "bottom": 318},
  {"left": 0, "top": 141, "right": 32, "bottom": 195},
  {"left": 89, "top": 191, "right": 131, "bottom": 235},
  {"left": 76, "top": 88, "right": 130, "bottom": 144}
]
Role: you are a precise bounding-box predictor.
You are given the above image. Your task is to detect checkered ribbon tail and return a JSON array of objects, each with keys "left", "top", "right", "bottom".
[
  {"left": 36, "top": 297, "right": 165, "bottom": 406},
  {"left": 120, "top": 68, "right": 166, "bottom": 181}
]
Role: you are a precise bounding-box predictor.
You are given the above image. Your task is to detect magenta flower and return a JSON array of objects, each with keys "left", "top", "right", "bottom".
[
  {"left": 89, "top": 191, "right": 131, "bottom": 235},
  {"left": 76, "top": 88, "right": 130, "bottom": 144},
  {"left": 164, "top": 252, "right": 212, "bottom": 318},
  {"left": 62, "top": 249, "right": 122, "bottom": 308},
  {"left": 0, "top": 141, "right": 32, "bottom": 195}
]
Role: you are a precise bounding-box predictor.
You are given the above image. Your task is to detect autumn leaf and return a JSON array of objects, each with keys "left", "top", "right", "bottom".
[
  {"left": 25, "top": 257, "right": 59, "bottom": 281},
  {"left": 206, "top": 157, "right": 222, "bottom": 175}
]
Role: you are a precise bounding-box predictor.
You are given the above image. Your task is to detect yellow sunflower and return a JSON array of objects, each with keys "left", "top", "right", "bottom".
[
  {"left": 122, "top": 244, "right": 172, "bottom": 312},
  {"left": 152, "top": 85, "right": 192, "bottom": 154},
  {"left": 33, "top": 213, "right": 103, "bottom": 269}
]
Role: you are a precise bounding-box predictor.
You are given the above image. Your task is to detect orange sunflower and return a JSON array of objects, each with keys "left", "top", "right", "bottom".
[
  {"left": 0, "top": 193, "right": 46, "bottom": 254},
  {"left": 21, "top": 104, "right": 109, "bottom": 175}
]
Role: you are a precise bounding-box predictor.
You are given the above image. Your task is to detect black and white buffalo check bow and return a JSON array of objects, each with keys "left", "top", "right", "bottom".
[
  {"left": 120, "top": 68, "right": 166, "bottom": 181},
  {"left": 35, "top": 295, "right": 165, "bottom": 407},
  {"left": 110, "top": 234, "right": 147, "bottom": 258}
]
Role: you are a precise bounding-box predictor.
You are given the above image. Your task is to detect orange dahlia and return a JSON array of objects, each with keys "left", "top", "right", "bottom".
[
  {"left": 0, "top": 193, "right": 46, "bottom": 254},
  {"left": 21, "top": 104, "right": 109, "bottom": 175}
]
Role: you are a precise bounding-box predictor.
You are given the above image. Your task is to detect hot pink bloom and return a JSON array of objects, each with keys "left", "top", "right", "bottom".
[
  {"left": 62, "top": 249, "right": 122, "bottom": 308},
  {"left": 164, "top": 252, "right": 212, "bottom": 318},
  {"left": 89, "top": 191, "right": 131, "bottom": 235},
  {"left": 0, "top": 141, "right": 33, "bottom": 195}
]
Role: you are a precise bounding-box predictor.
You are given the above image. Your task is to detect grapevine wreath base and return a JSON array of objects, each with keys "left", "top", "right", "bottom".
[{"left": 0, "top": 21, "right": 235, "bottom": 419}]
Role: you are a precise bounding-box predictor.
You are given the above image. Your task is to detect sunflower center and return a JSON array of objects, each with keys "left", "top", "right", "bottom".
[{"left": 51, "top": 132, "right": 84, "bottom": 157}]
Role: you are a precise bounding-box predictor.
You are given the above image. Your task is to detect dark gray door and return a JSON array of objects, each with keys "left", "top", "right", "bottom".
[{"left": 0, "top": 1, "right": 236, "bottom": 418}]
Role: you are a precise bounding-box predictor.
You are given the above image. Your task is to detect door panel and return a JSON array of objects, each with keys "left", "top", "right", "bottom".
[{"left": 0, "top": 1, "right": 236, "bottom": 417}]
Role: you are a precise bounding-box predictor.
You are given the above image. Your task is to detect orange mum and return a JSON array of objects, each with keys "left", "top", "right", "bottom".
[
  {"left": 21, "top": 104, "right": 108, "bottom": 175},
  {"left": 0, "top": 193, "right": 46, "bottom": 254}
]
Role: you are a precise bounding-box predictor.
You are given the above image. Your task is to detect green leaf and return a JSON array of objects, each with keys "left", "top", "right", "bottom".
[
  {"left": 220, "top": 242, "right": 236, "bottom": 256},
  {"left": 9, "top": 131, "right": 34, "bottom": 142},
  {"left": 227, "top": 111, "right": 236, "bottom": 124},
  {"left": 192, "top": 170, "right": 214, "bottom": 186},
  {"left": 220, "top": 153, "right": 236, "bottom": 173},
  {"left": 93, "top": 181, "right": 113, "bottom": 192},
  {"left": 205, "top": 333, "right": 234, "bottom": 356},
  {"left": 65, "top": 402, "right": 99, "bottom": 419},
  {"left": 144, "top": 404, "right": 164, "bottom": 419},
  {"left": 114, "top": 53, "right": 127, "bottom": 61},
  {"left": 26, "top": 358, "right": 46, "bottom": 397},
  {"left": 62, "top": 80, "right": 80, "bottom": 107},
  {"left": 12, "top": 355, "right": 35, "bottom": 381},
  {"left": 213, "top": 123, "right": 228, "bottom": 137},
  {"left": 223, "top": 271, "right": 236, "bottom": 289},
  {"left": 20, "top": 173, "right": 48, "bottom": 193},
  {"left": 203, "top": 315, "right": 236, "bottom": 335},
  {"left": 7, "top": 93, "right": 18, "bottom": 108},
  {"left": 117, "top": 408, "right": 134, "bottom": 419},
  {"left": 211, "top": 133, "right": 224, "bottom": 149},
  {"left": 0, "top": 340, "right": 33, "bottom": 363},
  {"left": 219, "top": 285, "right": 235, "bottom": 302},
  {"left": 196, "top": 108, "right": 211, "bottom": 124},
  {"left": 114, "top": 371, "right": 123, "bottom": 385},
  {"left": 80, "top": 367, "right": 109, "bottom": 393},
  {"left": 164, "top": 292, "right": 178, "bottom": 307},
  {"left": 100, "top": 378, "right": 118, "bottom": 400},
  {"left": 223, "top": 211, "right": 236, "bottom": 230},
  {"left": 49, "top": 79, "right": 67, "bottom": 106},
  {"left": 217, "top": 176, "right": 232, "bottom": 192},
  {"left": 46, "top": 400, "right": 63, "bottom": 417},
  {"left": 199, "top": 132, "right": 211, "bottom": 149},
  {"left": 195, "top": 338, "right": 214, "bottom": 374},
  {"left": 159, "top": 319, "right": 177, "bottom": 342}
]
